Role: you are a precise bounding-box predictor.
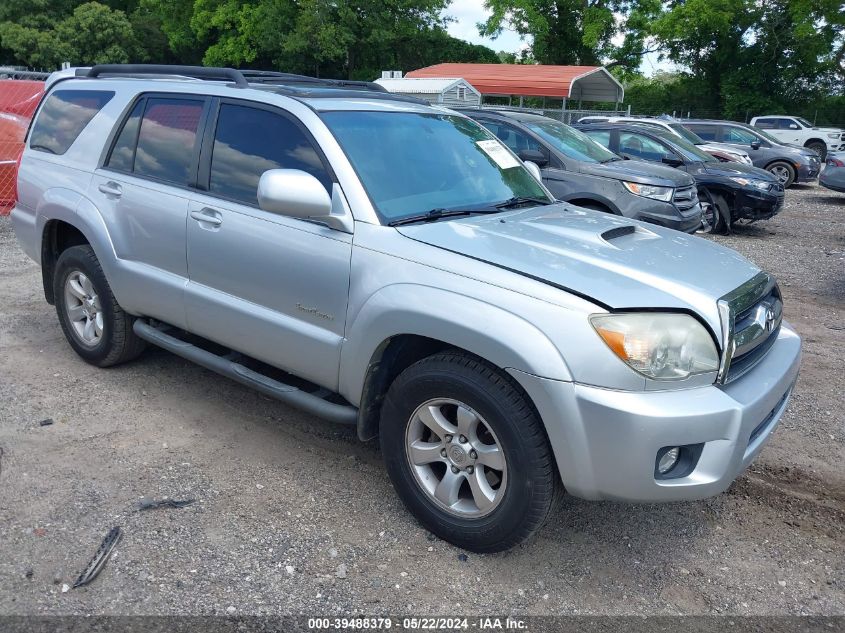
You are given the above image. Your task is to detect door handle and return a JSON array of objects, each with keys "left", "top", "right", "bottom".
[
  {"left": 98, "top": 181, "right": 122, "bottom": 197},
  {"left": 190, "top": 209, "right": 223, "bottom": 226}
]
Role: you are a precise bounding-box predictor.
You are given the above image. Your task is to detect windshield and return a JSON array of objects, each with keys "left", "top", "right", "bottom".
[
  {"left": 669, "top": 123, "right": 705, "bottom": 145},
  {"left": 645, "top": 127, "right": 716, "bottom": 162},
  {"left": 322, "top": 111, "right": 550, "bottom": 223},
  {"left": 796, "top": 117, "right": 813, "bottom": 127},
  {"left": 523, "top": 118, "right": 619, "bottom": 163}
]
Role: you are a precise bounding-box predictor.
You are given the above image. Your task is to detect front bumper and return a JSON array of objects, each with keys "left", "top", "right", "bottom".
[
  {"left": 797, "top": 162, "right": 821, "bottom": 182},
  {"left": 733, "top": 186, "right": 785, "bottom": 222},
  {"left": 511, "top": 322, "right": 801, "bottom": 502},
  {"left": 636, "top": 202, "right": 703, "bottom": 234}
]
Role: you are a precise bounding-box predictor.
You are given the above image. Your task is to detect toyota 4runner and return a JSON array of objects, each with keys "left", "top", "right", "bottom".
[{"left": 12, "top": 65, "right": 802, "bottom": 552}]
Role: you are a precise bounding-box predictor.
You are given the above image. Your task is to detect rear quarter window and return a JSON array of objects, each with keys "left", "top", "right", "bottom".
[{"left": 29, "top": 90, "right": 114, "bottom": 155}]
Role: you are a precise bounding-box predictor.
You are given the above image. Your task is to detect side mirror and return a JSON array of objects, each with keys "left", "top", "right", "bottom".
[
  {"left": 523, "top": 161, "right": 543, "bottom": 182},
  {"left": 661, "top": 156, "right": 684, "bottom": 167},
  {"left": 750, "top": 141, "right": 761, "bottom": 150},
  {"left": 257, "top": 169, "right": 351, "bottom": 233},
  {"left": 518, "top": 149, "right": 548, "bottom": 167},
  {"left": 789, "top": 123, "right": 799, "bottom": 130}
]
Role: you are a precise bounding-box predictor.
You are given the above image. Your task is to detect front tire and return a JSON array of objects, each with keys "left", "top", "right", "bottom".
[
  {"left": 805, "top": 141, "right": 826, "bottom": 162},
  {"left": 380, "top": 351, "right": 560, "bottom": 552},
  {"left": 767, "top": 161, "right": 796, "bottom": 188},
  {"left": 54, "top": 245, "right": 146, "bottom": 367}
]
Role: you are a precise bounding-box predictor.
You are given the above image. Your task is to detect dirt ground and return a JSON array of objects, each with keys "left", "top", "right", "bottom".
[{"left": 0, "top": 184, "right": 842, "bottom": 617}]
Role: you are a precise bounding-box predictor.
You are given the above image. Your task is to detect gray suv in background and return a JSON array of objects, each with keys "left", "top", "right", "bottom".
[
  {"left": 12, "top": 65, "right": 801, "bottom": 552},
  {"left": 683, "top": 120, "right": 821, "bottom": 187},
  {"left": 461, "top": 109, "right": 703, "bottom": 233}
]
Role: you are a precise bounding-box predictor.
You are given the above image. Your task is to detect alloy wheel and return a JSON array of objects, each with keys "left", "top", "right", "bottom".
[{"left": 64, "top": 271, "right": 103, "bottom": 346}]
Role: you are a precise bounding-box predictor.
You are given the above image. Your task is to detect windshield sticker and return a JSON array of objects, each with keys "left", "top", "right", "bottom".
[{"left": 476, "top": 139, "right": 521, "bottom": 169}]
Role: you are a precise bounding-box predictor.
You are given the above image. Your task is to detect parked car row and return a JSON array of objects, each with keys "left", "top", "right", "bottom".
[{"left": 462, "top": 109, "right": 796, "bottom": 234}]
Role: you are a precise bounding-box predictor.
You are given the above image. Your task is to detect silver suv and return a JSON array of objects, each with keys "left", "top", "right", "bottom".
[{"left": 12, "top": 65, "right": 802, "bottom": 552}]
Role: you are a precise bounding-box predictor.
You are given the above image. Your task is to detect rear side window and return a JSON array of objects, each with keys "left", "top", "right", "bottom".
[
  {"left": 30, "top": 90, "right": 114, "bottom": 155},
  {"left": 755, "top": 118, "right": 776, "bottom": 129},
  {"left": 685, "top": 124, "right": 716, "bottom": 141},
  {"left": 134, "top": 98, "right": 204, "bottom": 185},
  {"left": 208, "top": 103, "right": 332, "bottom": 205}
]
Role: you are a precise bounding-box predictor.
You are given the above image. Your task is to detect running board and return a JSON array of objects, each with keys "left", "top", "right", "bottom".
[{"left": 133, "top": 320, "right": 358, "bottom": 426}]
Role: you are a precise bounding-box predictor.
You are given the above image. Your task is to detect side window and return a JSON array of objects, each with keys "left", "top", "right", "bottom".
[
  {"left": 686, "top": 124, "right": 716, "bottom": 140},
  {"left": 755, "top": 118, "right": 776, "bottom": 129},
  {"left": 133, "top": 98, "right": 204, "bottom": 185},
  {"left": 30, "top": 90, "right": 114, "bottom": 155},
  {"left": 778, "top": 118, "right": 799, "bottom": 129},
  {"left": 722, "top": 126, "right": 758, "bottom": 144},
  {"left": 209, "top": 103, "right": 332, "bottom": 205},
  {"left": 619, "top": 132, "right": 673, "bottom": 162},
  {"left": 583, "top": 129, "right": 611, "bottom": 147},
  {"left": 483, "top": 122, "right": 542, "bottom": 154},
  {"left": 106, "top": 100, "right": 144, "bottom": 172}
]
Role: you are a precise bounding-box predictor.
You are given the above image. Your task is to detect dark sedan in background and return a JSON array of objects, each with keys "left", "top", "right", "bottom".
[{"left": 578, "top": 122, "right": 785, "bottom": 234}]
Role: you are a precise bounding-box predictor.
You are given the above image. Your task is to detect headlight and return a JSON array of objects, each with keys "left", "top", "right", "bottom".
[
  {"left": 622, "top": 181, "right": 674, "bottom": 202},
  {"left": 729, "top": 177, "right": 770, "bottom": 190},
  {"left": 590, "top": 313, "right": 719, "bottom": 381},
  {"left": 828, "top": 133, "right": 840, "bottom": 140}
]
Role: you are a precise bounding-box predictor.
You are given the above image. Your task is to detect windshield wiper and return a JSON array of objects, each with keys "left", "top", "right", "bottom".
[
  {"left": 494, "top": 196, "right": 554, "bottom": 209},
  {"left": 387, "top": 208, "right": 501, "bottom": 227},
  {"left": 29, "top": 144, "right": 57, "bottom": 154}
]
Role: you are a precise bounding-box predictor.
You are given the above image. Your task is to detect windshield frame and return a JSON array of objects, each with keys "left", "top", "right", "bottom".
[
  {"left": 795, "top": 117, "right": 813, "bottom": 128},
  {"left": 320, "top": 110, "right": 553, "bottom": 226}
]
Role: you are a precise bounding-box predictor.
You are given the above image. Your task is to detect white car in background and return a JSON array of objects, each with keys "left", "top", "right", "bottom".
[{"left": 750, "top": 115, "right": 845, "bottom": 161}]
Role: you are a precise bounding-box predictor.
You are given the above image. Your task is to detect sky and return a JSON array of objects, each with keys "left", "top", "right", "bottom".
[{"left": 443, "top": 0, "right": 675, "bottom": 76}]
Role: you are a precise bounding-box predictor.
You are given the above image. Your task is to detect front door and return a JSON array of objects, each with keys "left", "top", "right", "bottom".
[{"left": 184, "top": 100, "right": 352, "bottom": 390}]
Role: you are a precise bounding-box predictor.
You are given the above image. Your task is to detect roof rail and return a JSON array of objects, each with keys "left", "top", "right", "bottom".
[
  {"left": 82, "top": 64, "right": 250, "bottom": 88},
  {"left": 79, "top": 64, "right": 387, "bottom": 93}
]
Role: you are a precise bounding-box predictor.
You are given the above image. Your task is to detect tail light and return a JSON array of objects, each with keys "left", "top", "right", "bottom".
[{"left": 828, "top": 157, "right": 845, "bottom": 167}]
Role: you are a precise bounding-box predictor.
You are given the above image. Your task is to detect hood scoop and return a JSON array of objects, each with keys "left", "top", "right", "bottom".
[{"left": 600, "top": 225, "right": 636, "bottom": 242}]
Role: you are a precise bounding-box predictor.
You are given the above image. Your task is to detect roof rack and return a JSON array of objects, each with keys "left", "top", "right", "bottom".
[{"left": 79, "top": 64, "right": 387, "bottom": 93}]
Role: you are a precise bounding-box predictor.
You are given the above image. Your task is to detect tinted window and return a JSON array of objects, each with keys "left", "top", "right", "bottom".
[
  {"left": 30, "top": 90, "right": 114, "bottom": 155},
  {"left": 210, "top": 104, "right": 331, "bottom": 205},
  {"left": 755, "top": 118, "right": 777, "bottom": 129},
  {"left": 134, "top": 98, "right": 204, "bottom": 185},
  {"left": 525, "top": 119, "right": 618, "bottom": 163},
  {"left": 583, "top": 129, "right": 611, "bottom": 147},
  {"left": 619, "top": 132, "right": 675, "bottom": 162},
  {"left": 106, "top": 100, "right": 144, "bottom": 172},
  {"left": 685, "top": 124, "right": 717, "bottom": 141},
  {"left": 481, "top": 121, "right": 542, "bottom": 153},
  {"left": 722, "top": 126, "right": 759, "bottom": 144},
  {"left": 777, "top": 118, "right": 799, "bottom": 129}
]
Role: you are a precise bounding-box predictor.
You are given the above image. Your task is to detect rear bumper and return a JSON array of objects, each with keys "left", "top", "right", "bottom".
[{"left": 511, "top": 322, "right": 801, "bottom": 502}]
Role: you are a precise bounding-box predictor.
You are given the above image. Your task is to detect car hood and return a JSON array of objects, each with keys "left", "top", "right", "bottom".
[
  {"left": 699, "top": 142, "right": 749, "bottom": 157},
  {"left": 702, "top": 161, "right": 777, "bottom": 180},
  {"left": 576, "top": 158, "right": 695, "bottom": 188},
  {"left": 397, "top": 204, "right": 760, "bottom": 335}
]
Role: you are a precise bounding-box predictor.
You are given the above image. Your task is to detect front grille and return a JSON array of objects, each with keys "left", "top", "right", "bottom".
[
  {"left": 717, "top": 274, "right": 782, "bottom": 384},
  {"left": 673, "top": 186, "right": 699, "bottom": 212}
]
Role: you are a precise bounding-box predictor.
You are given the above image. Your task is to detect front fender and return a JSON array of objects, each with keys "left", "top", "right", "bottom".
[{"left": 338, "top": 283, "right": 573, "bottom": 406}]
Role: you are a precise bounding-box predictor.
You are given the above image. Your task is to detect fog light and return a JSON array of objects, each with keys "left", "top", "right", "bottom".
[{"left": 657, "top": 447, "right": 680, "bottom": 474}]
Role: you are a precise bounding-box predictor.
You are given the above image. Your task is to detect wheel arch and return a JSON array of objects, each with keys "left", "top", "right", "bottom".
[
  {"left": 340, "top": 286, "right": 574, "bottom": 441},
  {"left": 565, "top": 196, "right": 620, "bottom": 214}
]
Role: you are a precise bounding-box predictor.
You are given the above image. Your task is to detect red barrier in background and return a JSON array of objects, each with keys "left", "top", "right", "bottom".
[{"left": 0, "top": 80, "right": 45, "bottom": 215}]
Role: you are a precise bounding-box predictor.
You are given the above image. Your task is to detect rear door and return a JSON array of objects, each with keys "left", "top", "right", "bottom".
[
  {"left": 91, "top": 94, "right": 210, "bottom": 328},
  {"left": 184, "top": 99, "right": 351, "bottom": 389}
]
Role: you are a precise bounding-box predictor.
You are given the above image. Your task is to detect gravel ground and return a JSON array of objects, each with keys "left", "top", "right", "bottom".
[{"left": 0, "top": 184, "right": 842, "bottom": 617}]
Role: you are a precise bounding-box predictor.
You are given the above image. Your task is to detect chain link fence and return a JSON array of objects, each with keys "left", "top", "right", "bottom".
[{"left": 0, "top": 71, "right": 47, "bottom": 214}]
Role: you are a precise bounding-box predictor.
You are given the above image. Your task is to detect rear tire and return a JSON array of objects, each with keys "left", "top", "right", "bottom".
[
  {"left": 54, "top": 245, "right": 147, "bottom": 367},
  {"left": 767, "top": 161, "right": 796, "bottom": 188},
  {"left": 805, "top": 141, "right": 826, "bottom": 162},
  {"left": 380, "top": 351, "right": 560, "bottom": 552}
]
